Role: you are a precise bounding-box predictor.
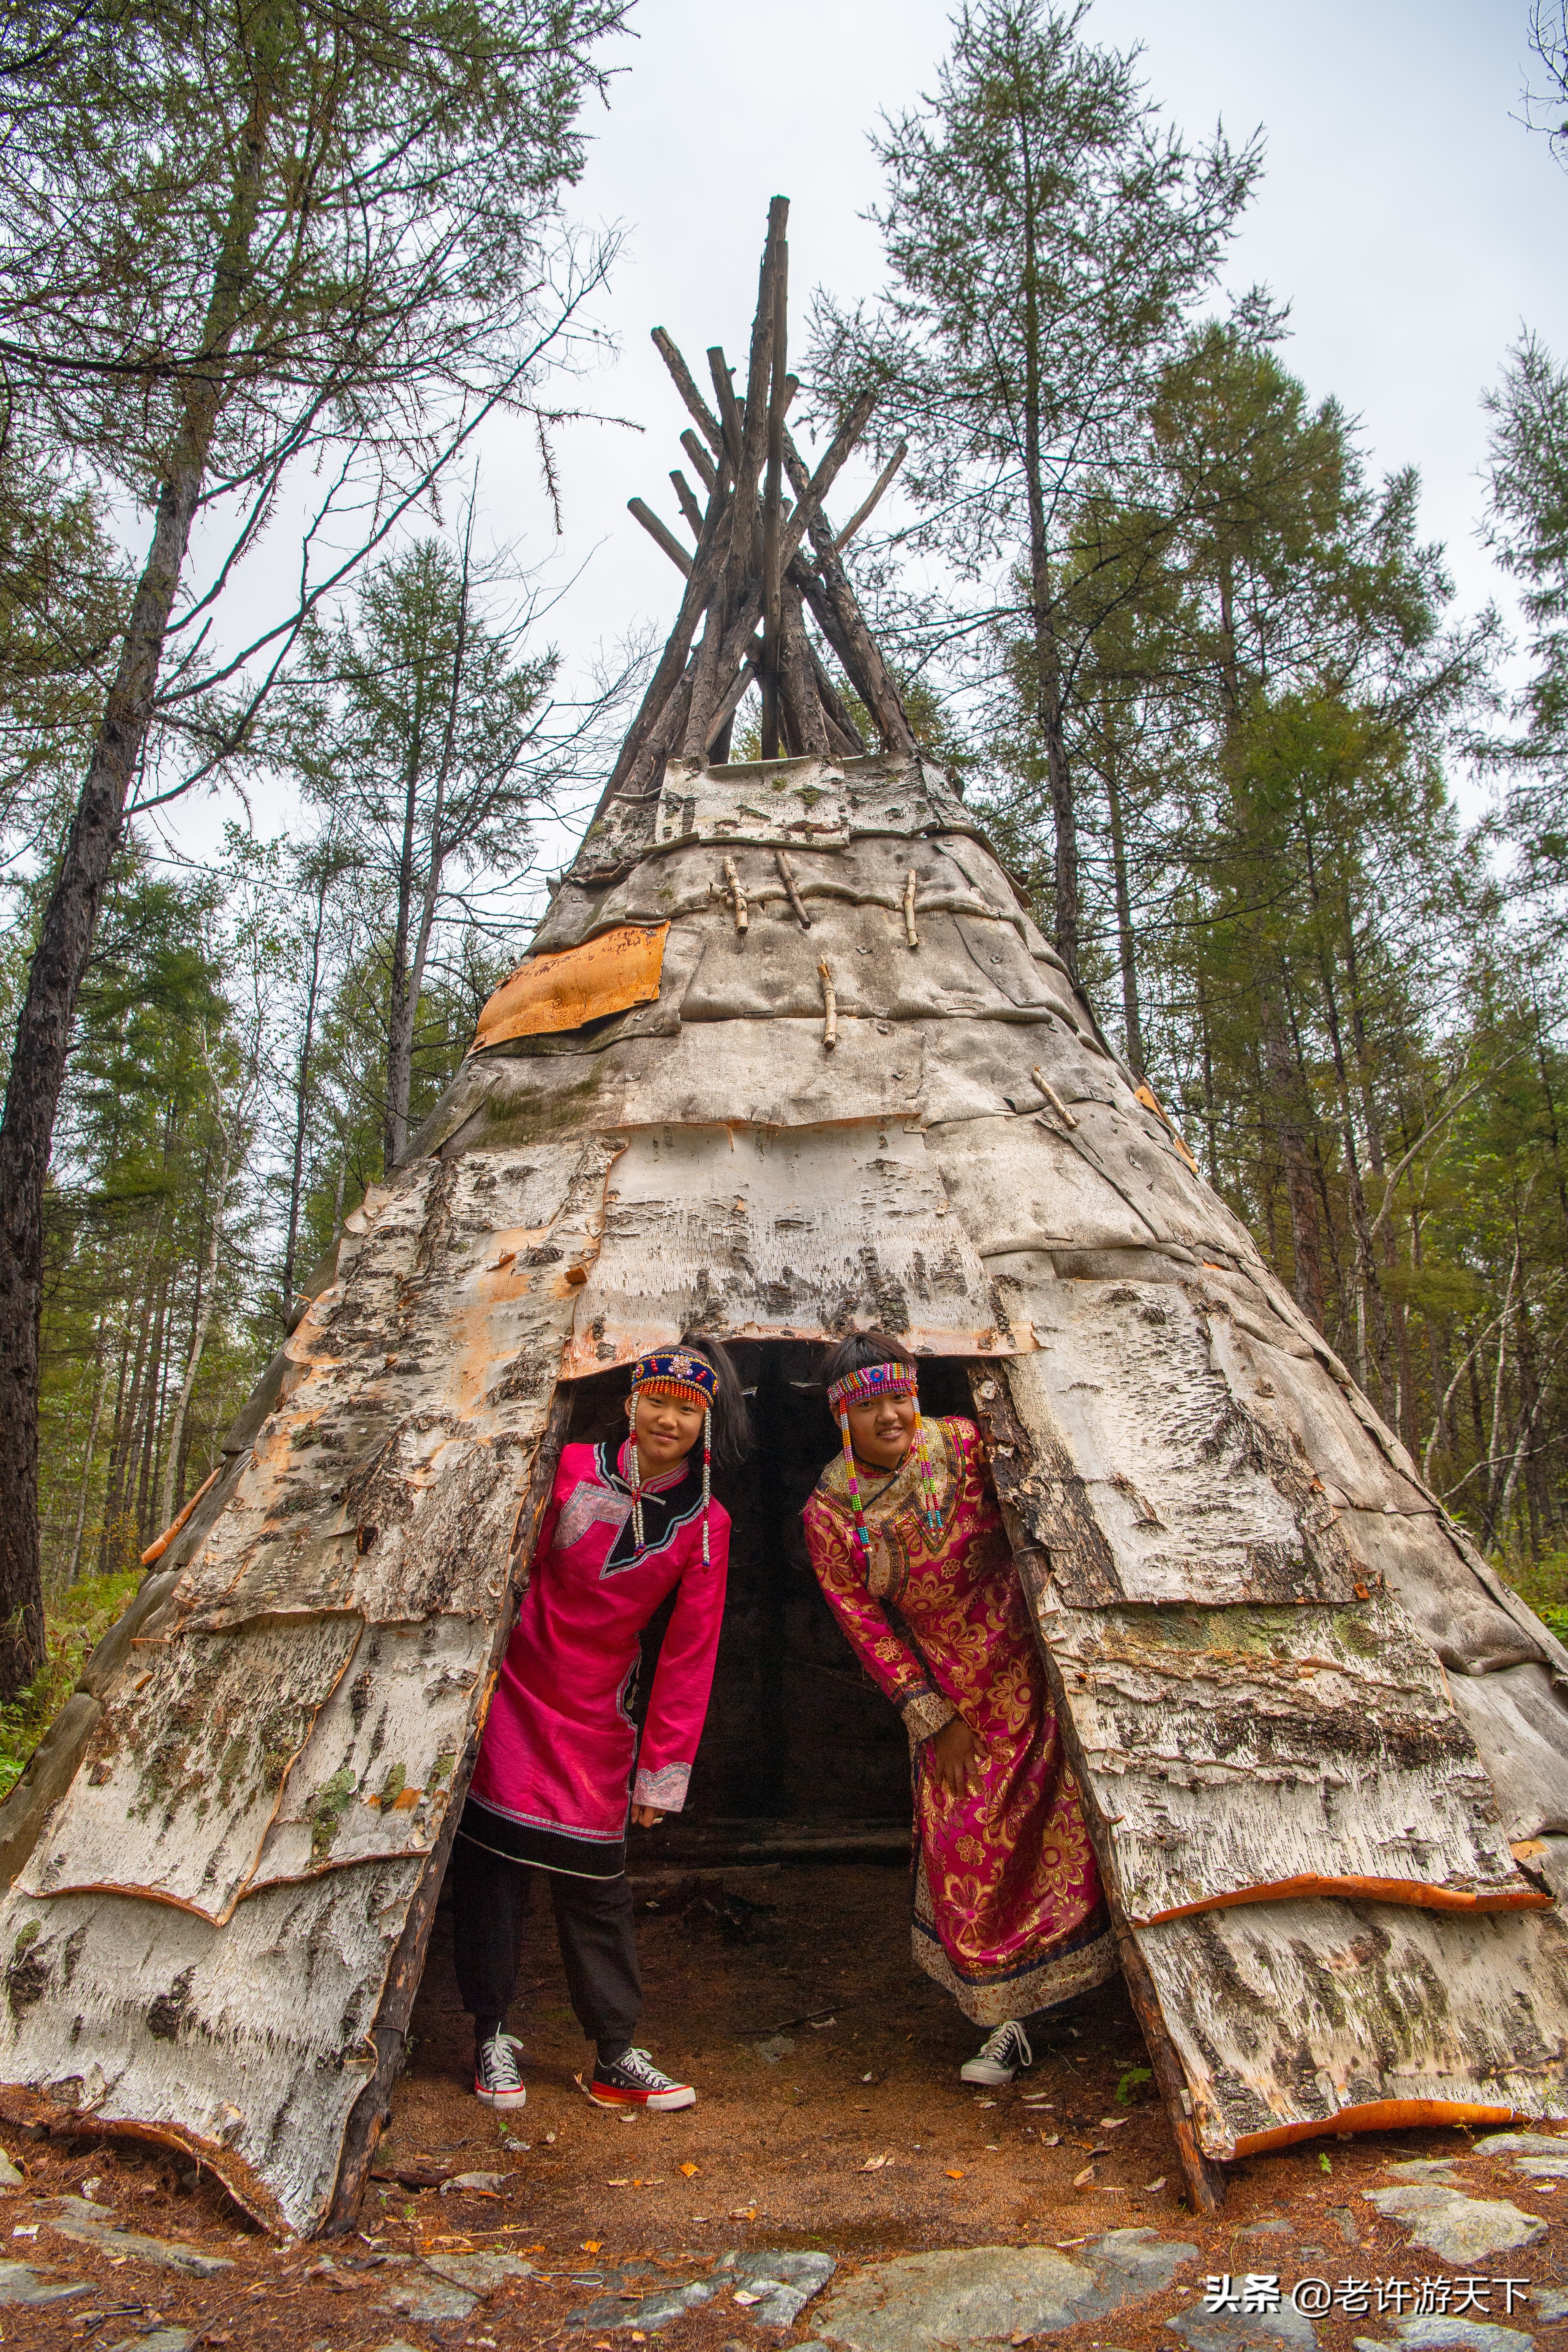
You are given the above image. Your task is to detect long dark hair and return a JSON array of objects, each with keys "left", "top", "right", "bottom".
[
  {"left": 817, "top": 1328, "right": 919, "bottom": 1396},
  {"left": 676, "top": 1331, "right": 752, "bottom": 1471}
]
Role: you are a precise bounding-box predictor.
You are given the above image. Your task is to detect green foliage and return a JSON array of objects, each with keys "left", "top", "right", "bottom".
[{"left": 0, "top": 1568, "right": 141, "bottom": 1798}]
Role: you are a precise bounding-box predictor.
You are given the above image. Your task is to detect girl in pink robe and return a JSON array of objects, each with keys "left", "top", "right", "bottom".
[{"left": 454, "top": 1337, "right": 748, "bottom": 2112}]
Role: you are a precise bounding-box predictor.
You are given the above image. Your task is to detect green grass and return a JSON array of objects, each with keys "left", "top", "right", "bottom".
[{"left": 0, "top": 1569, "right": 141, "bottom": 1800}]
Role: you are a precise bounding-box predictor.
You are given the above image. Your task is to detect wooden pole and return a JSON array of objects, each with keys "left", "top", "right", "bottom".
[
  {"left": 784, "top": 429, "right": 917, "bottom": 755},
  {"left": 707, "top": 346, "right": 744, "bottom": 466},
  {"left": 680, "top": 429, "right": 717, "bottom": 494},
  {"left": 628, "top": 497, "right": 693, "bottom": 577},
  {"left": 760, "top": 227, "right": 789, "bottom": 760},
  {"left": 778, "top": 577, "right": 829, "bottom": 756},
  {"left": 650, "top": 327, "right": 725, "bottom": 457},
  {"left": 670, "top": 469, "right": 705, "bottom": 540}
]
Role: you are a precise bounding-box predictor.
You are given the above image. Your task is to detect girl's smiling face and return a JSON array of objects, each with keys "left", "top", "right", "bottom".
[
  {"left": 844, "top": 1387, "right": 917, "bottom": 1470},
  {"left": 630, "top": 1386, "right": 705, "bottom": 1476}
]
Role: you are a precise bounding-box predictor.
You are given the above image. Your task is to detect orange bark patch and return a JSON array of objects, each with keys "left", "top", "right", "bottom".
[{"left": 474, "top": 925, "right": 668, "bottom": 1047}]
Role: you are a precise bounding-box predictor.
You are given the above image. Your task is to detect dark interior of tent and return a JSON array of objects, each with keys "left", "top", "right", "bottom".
[{"left": 559, "top": 1342, "right": 982, "bottom": 1859}]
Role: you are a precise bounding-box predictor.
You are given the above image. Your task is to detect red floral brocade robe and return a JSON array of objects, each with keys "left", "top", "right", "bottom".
[{"left": 802, "top": 1415, "right": 1114, "bottom": 2025}]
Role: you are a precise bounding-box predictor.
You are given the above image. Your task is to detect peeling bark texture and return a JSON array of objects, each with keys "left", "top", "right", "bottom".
[
  {"left": 3, "top": 234, "right": 1566, "bottom": 2230},
  {"left": 1136, "top": 1899, "right": 1568, "bottom": 2159}
]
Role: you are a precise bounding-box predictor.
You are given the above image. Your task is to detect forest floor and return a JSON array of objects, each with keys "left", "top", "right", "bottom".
[{"left": 0, "top": 1859, "right": 1564, "bottom": 2350}]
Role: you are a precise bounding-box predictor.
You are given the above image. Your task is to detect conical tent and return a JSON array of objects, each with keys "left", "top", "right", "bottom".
[{"left": 1, "top": 201, "right": 1565, "bottom": 2238}]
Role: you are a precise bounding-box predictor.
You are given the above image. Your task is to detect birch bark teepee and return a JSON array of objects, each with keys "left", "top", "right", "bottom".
[{"left": 0, "top": 201, "right": 1564, "bottom": 2237}]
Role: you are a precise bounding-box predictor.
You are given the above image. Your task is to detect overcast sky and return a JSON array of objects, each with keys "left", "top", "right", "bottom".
[{"left": 154, "top": 0, "right": 1568, "bottom": 875}]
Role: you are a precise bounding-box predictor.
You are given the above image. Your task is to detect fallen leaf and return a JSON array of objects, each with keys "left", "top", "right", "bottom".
[
  {"left": 809, "top": 2018, "right": 836, "bottom": 2029},
  {"left": 678, "top": 2163, "right": 699, "bottom": 2178},
  {"left": 733, "top": 2290, "right": 762, "bottom": 2306},
  {"left": 945, "top": 2168, "right": 966, "bottom": 2181},
  {"left": 1040, "top": 2134, "right": 1060, "bottom": 2147},
  {"left": 859, "top": 2154, "right": 891, "bottom": 2172},
  {"left": 607, "top": 2178, "right": 632, "bottom": 2188},
  {"left": 1144, "top": 2176, "right": 1167, "bottom": 2191},
  {"left": 1054, "top": 2234, "right": 1090, "bottom": 2248},
  {"left": 1073, "top": 2163, "right": 1096, "bottom": 2187},
  {"left": 581, "top": 2241, "right": 602, "bottom": 2253},
  {"left": 1098, "top": 2116, "right": 1128, "bottom": 2129},
  {"left": 730, "top": 2205, "right": 757, "bottom": 2220},
  {"left": 861, "top": 2072, "right": 874, "bottom": 2083}
]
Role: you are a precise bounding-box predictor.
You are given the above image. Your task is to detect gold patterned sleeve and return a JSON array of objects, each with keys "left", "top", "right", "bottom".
[{"left": 801, "top": 1491, "right": 957, "bottom": 1743}]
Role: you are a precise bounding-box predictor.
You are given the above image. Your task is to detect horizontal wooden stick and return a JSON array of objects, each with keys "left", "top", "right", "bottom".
[
  {"left": 628, "top": 496, "right": 692, "bottom": 577},
  {"left": 836, "top": 439, "right": 907, "bottom": 550}
]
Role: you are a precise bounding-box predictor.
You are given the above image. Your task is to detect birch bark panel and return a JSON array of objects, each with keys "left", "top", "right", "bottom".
[
  {"left": 1039, "top": 1597, "right": 1524, "bottom": 1917},
  {"left": 531, "top": 837, "right": 1043, "bottom": 963},
  {"left": 564, "top": 1121, "right": 1010, "bottom": 1368},
  {"left": 1204, "top": 1315, "right": 1429, "bottom": 1515},
  {"left": 1338, "top": 1506, "right": 1547, "bottom": 1673},
  {"left": 456, "top": 1017, "right": 930, "bottom": 1143},
  {"left": 0, "top": 1862, "right": 423, "bottom": 2234},
  {"left": 16, "top": 1616, "right": 363, "bottom": 1921},
  {"left": 929, "top": 1117, "right": 1184, "bottom": 1259},
  {"left": 172, "top": 1141, "right": 609, "bottom": 1629},
  {"left": 655, "top": 756, "right": 850, "bottom": 846},
  {"left": 247, "top": 1615, "right": 491, "bottom": 1889},
  {"left": 995, "top": 1280, "right": 1362, "bottom": 1606},
  {"left": 1448, "top": 1664, "right": 1568, "bottom": 1840},
  {"left": 677, "top": 901, "right": 1065, "bottom": 1027},
  {"left": 1134, "top": 1900, "right": 1568, "bottom": 2157}
]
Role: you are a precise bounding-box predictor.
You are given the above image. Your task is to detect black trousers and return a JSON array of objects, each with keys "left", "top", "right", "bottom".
[{"left": 451, "top": 1832, "right": 641, "bottom": 2060}]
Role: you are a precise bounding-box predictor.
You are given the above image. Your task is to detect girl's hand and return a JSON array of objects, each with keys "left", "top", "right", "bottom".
[
  {"left": 631, "top": 1804, "right": 664, "bottom": 1829},
  {"left": 929, "top": 1715, "right": 985, "bottom": 1799}
]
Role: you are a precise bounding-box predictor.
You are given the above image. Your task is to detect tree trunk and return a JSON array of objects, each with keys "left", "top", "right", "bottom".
[
  {"left": 0, "top": 72, "right": 272, "bottom": 1696},
  {"left": 1104, "top": 739, "right": 1144, "bottom": 1075},
  {"left": 283, "top": 866, "right": 332, "bottom": 1308},
  {"left": 1260, "top": 972, "right": 1325, "bottom": 1328},
  {"left": 159, "top": 1132, "right": 232, "bottom": 1532},
  {"left": 63, "top": 1316, "right": 112, "bottom": 1588}
]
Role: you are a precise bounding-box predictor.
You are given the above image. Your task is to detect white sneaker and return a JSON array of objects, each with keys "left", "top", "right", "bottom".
[
  {"left": 474, "top": 2031, "right": 527, "bottom": 2109},
  {"left": 961, "top": 2020, "right": 1032, "bottom": 2085}
]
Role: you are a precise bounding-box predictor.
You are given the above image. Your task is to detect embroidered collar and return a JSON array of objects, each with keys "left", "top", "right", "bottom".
[{"left": 608, "top": 1435, "right": 690, "bottom": 1498}]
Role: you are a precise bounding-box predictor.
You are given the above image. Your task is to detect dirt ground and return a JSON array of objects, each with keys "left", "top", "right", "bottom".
[{"left": 0, "top": 1859, "right": 1564, "bottom": 2349}]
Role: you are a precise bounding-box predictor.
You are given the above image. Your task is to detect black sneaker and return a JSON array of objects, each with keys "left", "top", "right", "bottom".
[
  {"left": 960, "top": 2020, "right": 1033, "bottom": 2085},
  {"left": 474, "top": 2030, "right": 526, "bottom": 2110},
  {"left": 582, "top": 2046, "right": 696, "bottom": 2111}
]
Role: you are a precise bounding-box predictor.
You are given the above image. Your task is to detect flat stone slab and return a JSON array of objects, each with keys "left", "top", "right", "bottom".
[
  {"left": 0, "top": 2256, "right": 90, "bottom": 2305},
  {"left": 1473, "top": 2134, "right": 1568, "bottom": 2159},
  {"left": 816, "top": 2229, "right": 1197, "bottom": 2352},
  {"left": 376, "top": 2257, "right": 479, "bottom": 2324},
  {"left": 422, "top": 2249, "right": 534, "bottom": 2295},
  {"left": 1382, "top": 2161, "right": 1466, "bottom": 2182},
  {"left": 106, "top": 2332, "right": 195, "bottom": 2352},
  {"left": 1362, "top": 2186, "right": 1548, "bottom": 2264},
  {"left": 1356, "top": 2323, "right": 1535, "bottom": 2352},
  {"left": 42, "top": 2196, "right": 236, "bottom": 2278},
  {"left": 716, "top": 2248, "right": 837, "bottom": 2328},
  {"left": 566, "top": 2258, "right": 719, "bottom": 2333},
  {"left": 1169, "top": 2308, "right": 1317, "bottom": 2352},
  {"left": 1533, "top": 2291, "right": 1568, "bottom": 2325}
]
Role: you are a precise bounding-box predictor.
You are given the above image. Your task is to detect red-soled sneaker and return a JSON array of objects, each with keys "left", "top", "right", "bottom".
[
  {"left": 474, "top": 2031, "right": 527, "bottom": 2110},
  {"left": 582, "top": 2047, "right": 696, "bottom": 2111}
]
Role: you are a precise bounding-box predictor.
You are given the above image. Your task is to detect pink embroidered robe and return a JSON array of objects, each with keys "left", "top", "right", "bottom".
[
  {"left": 803, "top": 1415, "right": 1114, "bottom": 2023},
  {"left": 465, "top": 1438, "right": 729, "bottom": 1876}
]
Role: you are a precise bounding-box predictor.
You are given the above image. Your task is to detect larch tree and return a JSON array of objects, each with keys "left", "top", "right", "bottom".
[
  {"left": 0, "top": 0, "right": 629, "bottom": 1696},
  {"left": 809, "top": 0, "right": 1257, "bottom": 979}
]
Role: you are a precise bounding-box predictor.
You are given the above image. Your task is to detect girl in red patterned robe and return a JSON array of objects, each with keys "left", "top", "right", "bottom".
[{"left": 802, "top": 1331, "right": 1114, "bottom": 2082}]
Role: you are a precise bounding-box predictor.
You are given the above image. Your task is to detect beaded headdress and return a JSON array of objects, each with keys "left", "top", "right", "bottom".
[
  {"left": 825, "top": 1357, "right": 941, "bottom": 1555},
  {"left": 628, "top": 1348, "right": 718, "bottom": 1562}
]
